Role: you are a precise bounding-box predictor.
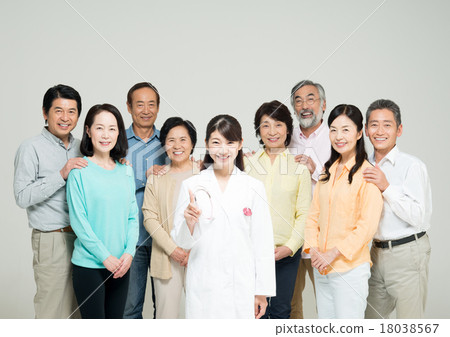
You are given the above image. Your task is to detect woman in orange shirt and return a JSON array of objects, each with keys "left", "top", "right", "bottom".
[{"left": 303, "top": 104, "right": 383, "bottom": 319}]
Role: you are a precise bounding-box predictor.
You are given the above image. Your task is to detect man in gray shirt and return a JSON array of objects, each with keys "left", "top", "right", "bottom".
[{"left": 14, "top": 84, "right": 87, "bottom": 318}]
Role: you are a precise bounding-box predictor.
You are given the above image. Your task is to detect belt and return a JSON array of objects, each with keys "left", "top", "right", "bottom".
[
  {"left": 35, "top": 226, "right": 74, "bottom": 233},
  {"left": 373, "top": 231, "right": 426, "bottom": 249}
]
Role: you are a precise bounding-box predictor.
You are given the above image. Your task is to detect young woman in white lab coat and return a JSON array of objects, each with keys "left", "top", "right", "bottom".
[{"left": 171, "top": 114, "right": 276, "bottom": 319}]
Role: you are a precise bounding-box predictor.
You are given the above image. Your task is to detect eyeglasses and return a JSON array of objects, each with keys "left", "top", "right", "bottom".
[{"left": 294, "top": 97, "right": 320, "bottom": 107}]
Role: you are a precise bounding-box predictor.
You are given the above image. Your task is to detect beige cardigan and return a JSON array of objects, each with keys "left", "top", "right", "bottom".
[{"left": 142, "top": 166, "right": 199, "bottom": 279}]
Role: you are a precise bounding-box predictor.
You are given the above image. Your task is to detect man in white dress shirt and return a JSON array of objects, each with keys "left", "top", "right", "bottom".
[
  {"left": 289, "top": 80, "right": 331, "bottom": 319},
  {"left": 363, "top": 99, "right": 432, "bottom": 319}
]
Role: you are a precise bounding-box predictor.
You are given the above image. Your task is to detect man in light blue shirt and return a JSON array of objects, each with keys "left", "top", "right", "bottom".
[{"left": 123, "top": 82, "right": 168, "bottom": 319}]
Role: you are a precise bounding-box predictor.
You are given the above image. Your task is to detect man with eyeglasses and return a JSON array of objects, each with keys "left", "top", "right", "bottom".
[{"left": 288, "top": 80, "right": 331, "bottom": 319}]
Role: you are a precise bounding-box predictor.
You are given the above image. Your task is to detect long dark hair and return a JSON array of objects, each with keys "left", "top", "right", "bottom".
[
  {"left": 320, "top": 104, "right": 366, "bottom": 184},
  {"left": 80, "top": 103, "right": 128, "bottom": 162},
  {"left": 203, "top": 114, "right": 244, "bottom": 171}
]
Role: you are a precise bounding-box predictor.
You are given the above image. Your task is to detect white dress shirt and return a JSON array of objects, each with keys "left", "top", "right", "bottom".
[
  {"left": 369, "top": 146, "right": 432, "bottom": 241},
  {"left": 288, "top": 121, "right": 331, "bottom": 258},
  {"left": 289, "top": 121, "right": 331, "bottom": 187}
]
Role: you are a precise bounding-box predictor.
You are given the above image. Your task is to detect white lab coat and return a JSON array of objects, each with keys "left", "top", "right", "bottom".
[{"left": 171, "top": 166, "right": 276, "bottom": 318}]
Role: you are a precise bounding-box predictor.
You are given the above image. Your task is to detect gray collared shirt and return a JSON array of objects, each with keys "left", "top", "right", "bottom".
[{"left": 14, "top": 127, "right": 81, "bottom": 231}]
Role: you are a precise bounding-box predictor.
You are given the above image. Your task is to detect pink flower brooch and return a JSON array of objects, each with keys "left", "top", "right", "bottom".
[{"left": 243, "top": 207, "right": 252, "bottom": 216}]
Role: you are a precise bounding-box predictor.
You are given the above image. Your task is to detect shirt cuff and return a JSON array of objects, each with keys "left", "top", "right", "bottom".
[
  {"left": 42, "top": 171, "right": 66, "bottom": 197},
  {"left": 381, "top": 184, "right": 399, "bottom": 203},
  {"left": 285, "top": 238, "right": 303, "bottom": 257},
  {"left": 311, "top": 170, "right": 320, "bottom": 182},
  {"left": 124, "top": 245, "right": 137, "bottom": 257},
  {"left": 164, "top": 240, "right": 179, "bottom": 257},
  {"left": 335, "top": 242, "right": 353, "bottom": 261}
]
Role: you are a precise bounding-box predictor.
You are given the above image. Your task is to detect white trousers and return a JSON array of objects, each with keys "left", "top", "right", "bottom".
[
  {"left": 153, "top": 258, "right": 186, "bottom": 319},
  {"left": 314, "top": 262, "right": 370, "bottom": 319}
]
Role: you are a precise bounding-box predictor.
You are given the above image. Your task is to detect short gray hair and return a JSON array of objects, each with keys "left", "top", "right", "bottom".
[
  {"left": 366, "top": 99, "right": 402, "bottom": 126},
  {"left": 290, "top": 80, "right": 326, "bottom": 108}
]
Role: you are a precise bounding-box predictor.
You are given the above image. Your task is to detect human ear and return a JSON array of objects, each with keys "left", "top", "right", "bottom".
[
  {"left": 357, "top": 130, "right": 363, "bottom": 140},
  {"left": 42, "top": 108, "right": 48, "bottom": 123}
]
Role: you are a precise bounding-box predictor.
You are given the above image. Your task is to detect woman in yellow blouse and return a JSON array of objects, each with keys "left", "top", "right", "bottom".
[
  {"left": 303, "top": 104, "right": 383, "bottom": 319},
  {"left": 245, "top": 100, "right": 311, "bottom": 318},
  {"left": 142, "top": 117, "right": 199, "bottom": 318}
]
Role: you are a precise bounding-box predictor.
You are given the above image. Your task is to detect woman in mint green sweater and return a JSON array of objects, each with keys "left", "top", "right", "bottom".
[{"left": 67, "top": 103, "right": 138, "bottom": 319}]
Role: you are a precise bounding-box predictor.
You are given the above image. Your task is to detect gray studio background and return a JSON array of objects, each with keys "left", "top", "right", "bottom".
[{"left": 1, "top": 0, "right": 449, "bottom": 318}]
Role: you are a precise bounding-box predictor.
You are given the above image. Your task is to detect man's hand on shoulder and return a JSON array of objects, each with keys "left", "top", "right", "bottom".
[
  {"left": 146, "top": 164, "right": 169, "bottom": 178},
  {"left": 295, "top": 154, "right": 316, "bottom": 175},
  {"left": 60, "top": 157, "right": 88, "bottom": 180},
  {"left": 119, "top": 158, "right": 131, "bottom": 166},
  {"left": 363, "top": 164, "right": 389, "bottom": 192}
]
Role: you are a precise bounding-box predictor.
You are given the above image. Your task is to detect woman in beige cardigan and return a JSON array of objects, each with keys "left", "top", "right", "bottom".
[{"left": 142, "top": 117, "right": 199, "bottom": 318}]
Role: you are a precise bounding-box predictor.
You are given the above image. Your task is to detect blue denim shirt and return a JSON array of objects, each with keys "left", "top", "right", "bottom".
[{"left": 126, "top": 125, "right": 168, "bottom": 246}]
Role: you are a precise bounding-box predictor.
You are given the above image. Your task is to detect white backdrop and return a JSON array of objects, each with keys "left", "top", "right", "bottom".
[{"left": 1, "top": 0, "right": 449, "bottom": 318}]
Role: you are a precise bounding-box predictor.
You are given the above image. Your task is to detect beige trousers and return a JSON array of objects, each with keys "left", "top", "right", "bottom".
[
  {"left": 290, "top": 258, "right": 316, "bottom": 319},
  {"left": 31, "top": 230, "right": 80, "bottom": 319},
  {"left": 365, "top": 234, "right": 431, "bottom": 319},
  {"left": 153, "top": 258, "right": 186, "bottom": 319}
]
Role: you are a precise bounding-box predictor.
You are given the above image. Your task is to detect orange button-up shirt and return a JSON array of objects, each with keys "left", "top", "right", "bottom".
[{"left": 304, "top": 156, "right": 383, "bottom": 274}]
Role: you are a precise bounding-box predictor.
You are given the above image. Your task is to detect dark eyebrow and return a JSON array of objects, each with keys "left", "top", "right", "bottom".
[
  {"left": 295, "top": 93, "right": 315, "bottom": 99},
  {"left": 369, "top": 119, "right": 393, "bottom": 123}
]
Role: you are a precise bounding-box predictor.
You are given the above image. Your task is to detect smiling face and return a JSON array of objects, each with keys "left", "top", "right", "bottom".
[
  {"left": 127, "top": 87, "right": 159, "bottom": 130},
  {"left": 259, "top": 114, "right": 288, "bottom": 151},
  {"left": 86, "top": 111, "right": 119, "bottom": 157},
  {"left": 293, "top": 85, "right": 326, "bottom": 129},
  {"left": 43, "top": 98, "right": 79, "bottom": 144},
  {"left": 365, "top": 108, "right": 402, "bottom": 157},
  {"left": 206, "top": 130, "right": 243, "bottom": 170},
  {"left": 329, "top": 114, "right": 362, "bottom": 161},
  {"left": 164, "top": 125, "right": 193, "bottom": 165}
]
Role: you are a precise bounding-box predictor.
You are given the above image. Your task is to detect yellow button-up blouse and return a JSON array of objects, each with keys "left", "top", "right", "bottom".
[{"left": 245, "top": 148, "right": 311, "bottom": 255}]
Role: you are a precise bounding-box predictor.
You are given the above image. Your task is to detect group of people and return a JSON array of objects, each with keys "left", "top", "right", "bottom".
[{"left": 13, "top": 80, "right": 432, "bottom": 320}]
